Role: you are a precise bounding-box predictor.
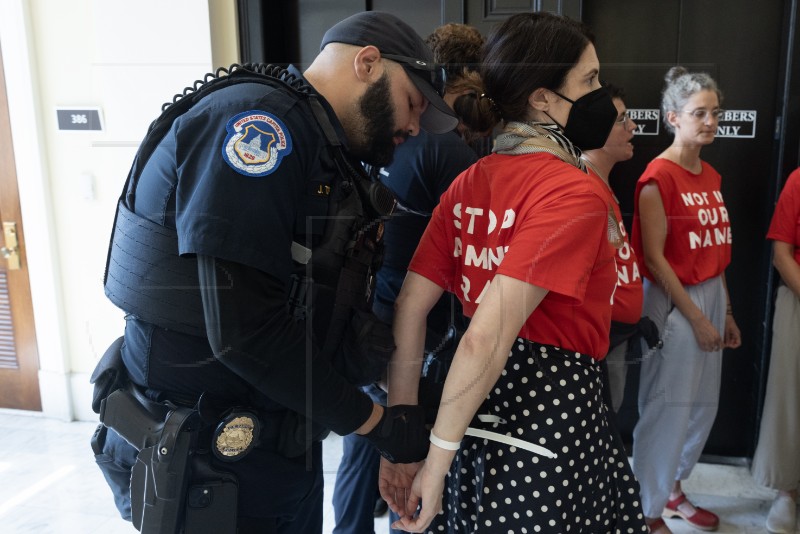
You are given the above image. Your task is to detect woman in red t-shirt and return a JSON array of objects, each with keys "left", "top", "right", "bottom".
[
  {"left": 379, "top": 12, "right": 648, "bottom": 534},
  {"left": 630, "top": 67, "right": 742, "bottom": 534},
  {"left": 751, "top": 168, "right": 800, "bottom": 533},
  {"left": 582, "top": 83, "right": 648, "bottom": 415}
]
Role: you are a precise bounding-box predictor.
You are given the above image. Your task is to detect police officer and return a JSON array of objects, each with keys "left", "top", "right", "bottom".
[{"left": 92, "top": 11, "right": 458, "bottom": 534}]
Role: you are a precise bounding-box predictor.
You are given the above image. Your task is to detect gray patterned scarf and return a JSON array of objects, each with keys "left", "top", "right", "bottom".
[{"left": 493, "top": 121, "right": 586, "bottom": 172}]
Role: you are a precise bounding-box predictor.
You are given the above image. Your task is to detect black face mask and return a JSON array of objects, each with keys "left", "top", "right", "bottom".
[{"left": 548, "top": 86, "right": 617, "bottom": 150}]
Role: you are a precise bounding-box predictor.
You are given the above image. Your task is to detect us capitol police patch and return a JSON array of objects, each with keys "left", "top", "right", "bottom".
[
  {"left": 212, "top": 411, "right": 260, "bottom": 461},
  {"left": 222, "top": 110, "right": 292, "bottom": 177}
]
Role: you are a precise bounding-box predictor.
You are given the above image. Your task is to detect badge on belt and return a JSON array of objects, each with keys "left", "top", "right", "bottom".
[{"left": 212, "top": 411, "right": 260, "bottom": 462}]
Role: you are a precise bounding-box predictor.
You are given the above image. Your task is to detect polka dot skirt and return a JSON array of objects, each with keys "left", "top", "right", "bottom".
[{"left": 425, "top": 341, "right": 647, "bottom": 533}]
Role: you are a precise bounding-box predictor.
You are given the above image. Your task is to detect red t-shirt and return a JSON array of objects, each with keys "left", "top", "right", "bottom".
[
  {"left": 587, "top": 168, "right": 644, "bottom": 324},
  {"left": 631, "top": 158, "right": 732, "bottom": 285},
  {"left": 409, "top": 153, "right": 617, "bottom": 358},
  {"left": 767, "top": 168, "right": 800, "bottom": 263}
]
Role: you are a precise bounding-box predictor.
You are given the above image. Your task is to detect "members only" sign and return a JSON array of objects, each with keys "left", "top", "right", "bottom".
[
  {"left": 716, "top": 110, "right": 757, "bottom": 138},
  {"left": 628, "top": 109, "right": 757, "bottom": 139}
]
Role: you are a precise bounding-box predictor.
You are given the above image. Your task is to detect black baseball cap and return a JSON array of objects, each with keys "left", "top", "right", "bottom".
[{"left": 321, "top": 11, "right": 459, "bottom": 134}]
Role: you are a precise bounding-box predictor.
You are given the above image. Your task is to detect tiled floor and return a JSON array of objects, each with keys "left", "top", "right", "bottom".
[{"left": 0, "top": 409, "right": 795, "bottom": 533}]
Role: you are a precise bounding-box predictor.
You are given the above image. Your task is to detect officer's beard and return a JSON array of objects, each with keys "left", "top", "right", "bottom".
[{"left": 347, "top": 72, "right": 404, "bottom": 167}]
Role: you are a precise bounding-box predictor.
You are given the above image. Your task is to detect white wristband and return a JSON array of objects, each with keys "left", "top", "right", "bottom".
[{"left": 429, "top": 431, "right": 461, "bottom": 451}]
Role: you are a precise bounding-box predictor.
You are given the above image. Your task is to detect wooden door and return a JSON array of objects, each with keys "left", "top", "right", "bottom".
[{"left": 0, "top": 42, "right": 42, "bottom": 411}]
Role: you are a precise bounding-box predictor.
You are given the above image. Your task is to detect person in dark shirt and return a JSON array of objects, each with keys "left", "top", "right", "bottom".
[
  {"left": 332, "top": 23, "right": 498, "bottom": 534},
  {"left": 92, "top": 11, "right": 458, "bottom": 533}
]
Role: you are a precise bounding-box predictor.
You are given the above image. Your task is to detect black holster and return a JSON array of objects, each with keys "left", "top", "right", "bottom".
[
  {"left": 92, "top": 338, "right": 238, "bottom": 534},
  {"left": 128, "top": 404, "right": 197, "bottom": 533},
  {"left": 100, "top": 387, "right": 238, "bottom": 534}
]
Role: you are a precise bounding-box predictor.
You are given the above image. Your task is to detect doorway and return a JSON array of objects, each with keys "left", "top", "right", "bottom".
[{"left": 0, "top": 42, "right": 42, "bottom": 411}]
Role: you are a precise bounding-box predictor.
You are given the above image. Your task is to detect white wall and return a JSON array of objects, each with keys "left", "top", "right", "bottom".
[{"left": 0, "top": 0, "right": 238, "bottom": 421}]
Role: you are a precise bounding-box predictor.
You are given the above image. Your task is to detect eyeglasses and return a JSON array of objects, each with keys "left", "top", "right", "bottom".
[
  {"left": 680, "top": 108, "right": 725, "bottom": 121},
  {"left": 615, "top": 111, "right": 633, "bottom": 125},
  {"left": 381, "top": 53, "right": 448, "bottom": 97}
]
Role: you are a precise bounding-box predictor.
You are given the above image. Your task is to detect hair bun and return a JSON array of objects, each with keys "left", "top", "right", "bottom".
[{"left": 665, "top": 66, "right": 688, "bottom": 83}]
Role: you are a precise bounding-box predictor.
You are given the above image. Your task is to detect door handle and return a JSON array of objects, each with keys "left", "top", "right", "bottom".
[{"left": 1, "top": 222, "right": 20, "bottom": 270}]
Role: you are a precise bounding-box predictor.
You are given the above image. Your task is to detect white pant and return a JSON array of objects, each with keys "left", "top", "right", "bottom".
[
  {"left": 632, "top": 276, "right": 725, "bottom": 517},
  {"left": 751, "top": 284, "right": 800, "bottom": 491}
]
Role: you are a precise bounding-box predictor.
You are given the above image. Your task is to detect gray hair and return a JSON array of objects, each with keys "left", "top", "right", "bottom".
[{"left": 661, "top": 66, "right": 723, "bottom": 133}]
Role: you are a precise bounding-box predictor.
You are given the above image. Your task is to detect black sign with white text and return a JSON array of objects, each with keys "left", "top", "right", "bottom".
[
  {"left": 716, "top": 110, "right": 757, "bottom": 138},
  {"left": 56, "top": 108, "right": 103, "bottom": 131},
  {"left": 628, "top": 109, "right": 660, "bottom": 135}
]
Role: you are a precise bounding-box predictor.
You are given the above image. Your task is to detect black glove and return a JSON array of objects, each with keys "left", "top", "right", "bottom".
[
  {"left": 364, "top": 404, "right": 429, "bottom": 463},
  {"left": 638, "top": 316, "right": 663, "bottom": 349}
]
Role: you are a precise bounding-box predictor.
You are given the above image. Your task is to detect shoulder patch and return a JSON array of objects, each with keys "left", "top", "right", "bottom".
[{"left": 222, "top": 110, "right": 293, "bottom": 177}]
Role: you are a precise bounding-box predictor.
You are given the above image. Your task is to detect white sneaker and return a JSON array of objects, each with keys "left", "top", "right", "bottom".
[{"left": 766, "top": 494, "right": 797, "bottom": 534}]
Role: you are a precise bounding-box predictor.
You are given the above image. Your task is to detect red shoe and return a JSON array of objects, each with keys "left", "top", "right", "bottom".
[
  {"left": 662, "top": 493, "right": 719, "bottom": 531},
  {"left": 647, "top": 518, "right": 669, "bottom": 533}
]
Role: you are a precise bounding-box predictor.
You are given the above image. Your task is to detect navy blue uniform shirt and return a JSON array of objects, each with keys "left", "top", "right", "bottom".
[
  {"left": 121, "top": 69, "right": 373, "bottom": 435},
  {"left": 373, "top": 129, "right": 477, "bottom": 330}
]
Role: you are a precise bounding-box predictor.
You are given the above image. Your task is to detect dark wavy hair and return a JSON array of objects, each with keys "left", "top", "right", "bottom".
[
  {"left": 603, "top": 81, "right": 625, "bottom": 101},
  {"left": 481, "top": 12, "right": 594, "bottom": 122},
  {"left": 426, "top": 23, "right": 500, "bottom": 138},
  {"left": 426, "top": 23, "right": 484, "bottom": 77}
]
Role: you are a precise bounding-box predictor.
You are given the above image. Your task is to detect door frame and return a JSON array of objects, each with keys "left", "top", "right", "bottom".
[{"left": 0, "top": 0, "right": 72, "bottom": 420}]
